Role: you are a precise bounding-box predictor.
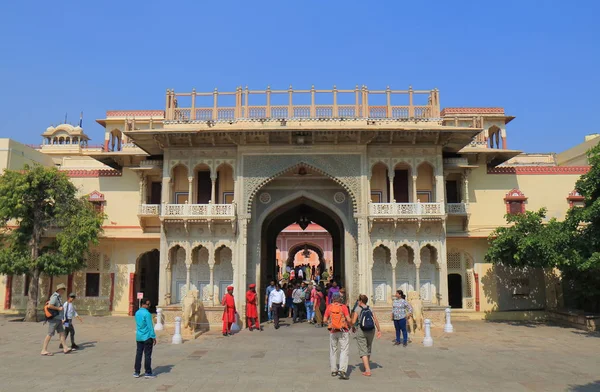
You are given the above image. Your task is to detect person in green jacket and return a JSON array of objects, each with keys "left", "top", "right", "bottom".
[{"left": 134, "top": 298, "right": 157, "bottom": 379}]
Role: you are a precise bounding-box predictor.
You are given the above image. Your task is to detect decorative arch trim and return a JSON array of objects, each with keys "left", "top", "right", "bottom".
[{"left": 246, "top": 160, "right": 358, "bottom": 214}]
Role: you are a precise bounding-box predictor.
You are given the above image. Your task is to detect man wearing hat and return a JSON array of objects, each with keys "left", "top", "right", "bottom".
[
  {"left": 245, "top": 284, "right": 260, "bottom": 331},
  {"left": 221, "top": 286, "right": 237, "bottom": 336},
  {"left": 41, "top": 283, "right": 72, "bottom": 355},
  {"left": 61, "top": 292, "right": 83, "bottom": 350}
]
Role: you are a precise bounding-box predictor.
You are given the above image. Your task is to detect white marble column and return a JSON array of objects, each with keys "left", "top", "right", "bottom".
[
  {"left": 165, "top": 265, "right": 172, "bottom": 305},
  {"left": 435, "top": 171, "right": 445, "bottom": 204}
]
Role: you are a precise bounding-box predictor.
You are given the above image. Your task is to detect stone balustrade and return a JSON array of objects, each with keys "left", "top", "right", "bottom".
[
  {"left": 139, "top": 204, "right": 161, "bottom": 216},
  {"left": 162, "top": 203, "right": 236, "bottom": 219},
  {"left": 446, "top": 203, "right": 469, "bottom": 215},
  {"left": 443, "top": 157, "right": 469, "bottom": 166},
  {"left": 369, "top": 202, "right": 445, "bottom": 218}
]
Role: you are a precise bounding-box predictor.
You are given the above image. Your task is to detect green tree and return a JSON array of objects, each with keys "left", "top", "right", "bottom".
[
  {"left": 484, "top": 208, "right": 572, "bottom": 269},
  {"left": 0, "top": 165, "right": 104, "bottom": 321}
]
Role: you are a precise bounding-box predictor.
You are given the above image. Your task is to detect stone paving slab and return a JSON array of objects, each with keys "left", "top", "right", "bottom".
[{"left": 0, "top": 315, "right": 599, "bottom": 391}]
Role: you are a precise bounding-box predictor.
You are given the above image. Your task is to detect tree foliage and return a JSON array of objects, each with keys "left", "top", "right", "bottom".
[
  {"left": 485, "top": 143, "right": 600, "bottom": 312},
  {"left": 0, "top": 165, "right": 104, "bottom": 321}
]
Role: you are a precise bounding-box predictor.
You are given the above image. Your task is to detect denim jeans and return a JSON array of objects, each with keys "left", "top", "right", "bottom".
[
  {"left": 134, "top": 338, "right": 154, "bottom": 374},
  {"left": 305, "top": 301, "right": 314, "bottom": 321},
  {"left": 393, "top": 318, "right": 408, "bottom": 344}
]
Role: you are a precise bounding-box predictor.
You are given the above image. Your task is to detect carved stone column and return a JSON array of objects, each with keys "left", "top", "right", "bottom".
[
  {"left": 462, "top": 169, "right": 470, "bottom": 204},
  {"left": 159, "top": 237, "right": 169, "bottom": 306},
  {"left": 388, "top": 172, "right": 395, "bottom": 202},
  {"left": 414, "top": 251, "right": 421, "bottom": 299},
  {"left": 188, "top": 176, "right": 194, "bottom": 204},
  {"left": 137, "top": 172, "right": 147, "bottom": 204},
  {"left": 211, "top": 177, "right": 217, "bottom": 204},
  {"left": 209, "top": 265, "right": 215, "bottom": 306},
  {"left": 438, "top": 242, "right": 449, "bottom": 306},
  {"left": 161, "top": 177, "right": 171, "bottom": 204},
  {"left": 412, "top": 175, "right": 417, "bottom": 202},
  {"left": 165, "top": 264, "right": 172, "bottom": 306},
  {"left": 435, "top": 171, "right": 445, "bottom": 204}
]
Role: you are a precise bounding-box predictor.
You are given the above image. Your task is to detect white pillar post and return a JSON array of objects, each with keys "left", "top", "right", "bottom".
[
  {"left": 412, "top": 175, "right": 418, "bottom": 202},
  {"left": 444, "top": 308, "right": 454, "bottom": 333},
  {"left": 172, "top": 316, "right": 183, "bottom": 344},
  {"left": 423, "top": 319, "right": 433, "bottom": 346},
  {"left": 209, "top": 266, "right": 215, "bottom": 306},
  {"left": 388, "top": 171, "right": 395, "bottom": 203}
]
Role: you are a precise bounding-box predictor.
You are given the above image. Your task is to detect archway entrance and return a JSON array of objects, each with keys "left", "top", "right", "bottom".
[
  {"left": 448, "top": 273, "right": 462, "bottom": 309},
  {"left": 135, "top": 249, "right": 160, "bottom": 313},
  {"left": 260, "top": 197, "right": 345, "bottom": 319}
]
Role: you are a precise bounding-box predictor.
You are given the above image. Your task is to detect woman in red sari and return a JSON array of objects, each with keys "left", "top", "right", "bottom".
[
  {"left": 221, "top": 286, "right": 237, "bottom": 336},
  {"left": 246, "top": 284, "right": 260, "bottom": 331}
]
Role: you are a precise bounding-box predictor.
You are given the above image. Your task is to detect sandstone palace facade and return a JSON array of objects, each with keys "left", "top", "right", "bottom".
[{"left": 0, "top": 85, "right": 594, "bottom": 327}]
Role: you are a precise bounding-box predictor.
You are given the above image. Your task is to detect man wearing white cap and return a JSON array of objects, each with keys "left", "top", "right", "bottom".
[{"left": 41, "top": 283, "right": 72, "bottom": 355}]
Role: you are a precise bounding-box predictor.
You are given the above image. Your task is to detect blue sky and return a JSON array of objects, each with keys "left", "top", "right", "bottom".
[{"left": 0, "top": 0, "right": 598, "bottom": 153}]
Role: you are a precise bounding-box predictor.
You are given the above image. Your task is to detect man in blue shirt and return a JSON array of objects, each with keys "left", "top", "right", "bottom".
[{"left": 134, "top": 298, "right": 157, "bottom": 379}]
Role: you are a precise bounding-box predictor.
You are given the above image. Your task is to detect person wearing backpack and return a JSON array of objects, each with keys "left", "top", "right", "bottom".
[
  {"left": 351, "top": 294, "right": 382, "bottom": 377},
  {"left": 41, "top": 283, "right": 72, "bottom": 356},
  {"left": 323, "top": 292, "right": 352, "bottom": 380}
]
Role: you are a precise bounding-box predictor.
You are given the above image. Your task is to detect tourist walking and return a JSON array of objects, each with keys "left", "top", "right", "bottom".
[
  {"left": 392, "top": 290, "right": 412, "bottom": 346},
  {"left": 221, "top": 286, "right": 237, "bottom": 336},
  {"left": 351, "top": 294, "right": 382, "bottom": 377},
  {"left": 323, "top": 292, "right": 352, "bottom": 380},
  {"left": 327, "top": 281, "right": 340, "bottom": 304},
  {"left": 41, "top": 283, "right": 72, "bottom": 356},
  {"left": 61, "top": 292, "right": 83, "bottom": 350},
  {"left": 133, "top": 298, "right": 157, "bottom": 379},
  {"left": 314, "top": 286, "right": 326, "bottom": 327},
  {"left": 246, "top": 284, "right": 260, "bottom": 331},
  {"left": 265, "top": 280, "right": 276, "bottom": 323},
  {"left": 268, "top": 284, "right": 285, "bottom": 329},
  {"left": 305, "top": 282, "right": 314, "bottom": 323},
  {"left": 292, "top": 283, "right": 305, "bottom": 322}
]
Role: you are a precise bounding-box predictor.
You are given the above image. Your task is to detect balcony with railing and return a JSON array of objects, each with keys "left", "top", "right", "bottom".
[
  {"left": 446, "top": 203, "right": 469, "bottom": 215},
  {"left": 161, "top": 203, "right": 236, "bottom": 220},
  {"left": 369, "top": 202, "right": 445, "bottom": 219},
  {"left": 164, "top": 85, "right": 441, "bottom": 122}
]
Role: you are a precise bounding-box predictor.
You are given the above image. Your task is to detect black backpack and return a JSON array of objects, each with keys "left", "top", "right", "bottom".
[
  {"left": 359, "top": 305, "right": 375, "bottom": 331},
  {"left": 305, "top": 289, "right": 311, "bottom": 301}
]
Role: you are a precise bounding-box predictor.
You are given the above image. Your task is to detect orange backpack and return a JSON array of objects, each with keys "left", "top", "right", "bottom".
[{"left": 328, "top": 303, "right": 347, "bottom": 330}]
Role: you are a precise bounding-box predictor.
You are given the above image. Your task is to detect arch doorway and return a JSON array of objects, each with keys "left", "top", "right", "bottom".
[
  {"left": 260, "top": 197, "right": 345, "bottom": 319},
  {"left": 448, "top": 273, "right": 462, "bottom": 309},
  {"left": 135, "top": 249, "right": 160, "bottom": 313}
]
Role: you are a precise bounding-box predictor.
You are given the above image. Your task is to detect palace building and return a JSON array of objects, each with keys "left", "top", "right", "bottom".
[{"left": 0, "top": 85, "right": 595, "bottom": 327}]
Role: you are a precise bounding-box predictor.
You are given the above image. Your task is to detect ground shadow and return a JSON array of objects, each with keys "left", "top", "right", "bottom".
[
  {"left": 571, "top": 330, "right": 600, "bottom": 339},
  {"left": 569, "top": 380, "right": 600, "bottom": 391},
  {"left": 76, "top": 341, "right": 97, "bottom": 350},
  {"left": 154, "top": 365, "right": 174, "bottom": 375}
]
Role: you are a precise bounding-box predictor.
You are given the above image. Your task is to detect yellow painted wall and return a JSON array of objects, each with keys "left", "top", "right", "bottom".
[
  {"left": 416, "top": 163, "right": 434, "bottom": 196},
  {"left": 467, "top": 165, "right": 582, "bottom": 236},
  {"left": 370, "top": 164, "right": 388, "bottom": 202},
  {"left": 217, "top": 164, "right": 234, "bottom": 203},
  {"left": 0, "top": 139, "right": 55, "bottom": 171}
]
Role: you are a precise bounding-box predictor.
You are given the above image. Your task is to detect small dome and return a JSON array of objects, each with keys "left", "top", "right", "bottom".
[{"left": 46, "top": 126, "right": 55, "bottom": 133}]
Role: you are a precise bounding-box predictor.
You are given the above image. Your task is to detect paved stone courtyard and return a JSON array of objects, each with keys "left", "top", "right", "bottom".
[{"left": 0, "top": 314, "right": 599, "bottom": 392}]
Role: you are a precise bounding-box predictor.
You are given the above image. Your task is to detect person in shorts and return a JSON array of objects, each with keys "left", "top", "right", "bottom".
[
  {"left": 351, "top": 294, "right": 382, "bottom": 377},
  {"left": 41, "top": 283, "right": 72, "bottom": 355}
]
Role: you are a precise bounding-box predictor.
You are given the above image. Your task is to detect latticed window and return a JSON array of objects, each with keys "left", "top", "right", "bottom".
[
  {"left": 504, "top": 189, "right": 527, "bottom": 215},
  {"left": 85, "top": 273, "right": 100, "bottom": 297},
  {"left": 465, "top": 270, "right": 473, "bottom": 297},
  {"left": 447, "top": 252, "right": 462, "bottom": 269}
]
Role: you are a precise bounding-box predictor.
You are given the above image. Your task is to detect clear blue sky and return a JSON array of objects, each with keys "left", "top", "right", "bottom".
[{"left": 1, "top": 0, "right": 598, "bottom": 153}]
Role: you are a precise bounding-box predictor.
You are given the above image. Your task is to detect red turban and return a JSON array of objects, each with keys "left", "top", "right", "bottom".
[
  {"left": 249, "top": 284, "right": 256, "bottom": 289},
  {"left": 227, "top": 286, "right": 234, "bottom": 291}
]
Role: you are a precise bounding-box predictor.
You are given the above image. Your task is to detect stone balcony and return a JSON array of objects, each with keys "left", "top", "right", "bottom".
[
  {"left": 368, "top": 203, "right": 445, "bottom": 229},
  {"left": 138, "top": 203, "right": 237, "bottom": 231},
  {"left": 446, "top": 203, "right": 469, "bottom": 215}
]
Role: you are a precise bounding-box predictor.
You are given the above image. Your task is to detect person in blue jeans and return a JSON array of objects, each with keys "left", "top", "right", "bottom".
[
  {"left": 265, "top": 280, "right": 276, "bottom": 323},
  {"left": 391, "top": 290, "right": 413, "bottom": 347},
  {"left": 305, "top": 283, "right": 315, "bottom": 323},
  {"left": 134, "top": 298, "right": 157, "bottom": 379}
]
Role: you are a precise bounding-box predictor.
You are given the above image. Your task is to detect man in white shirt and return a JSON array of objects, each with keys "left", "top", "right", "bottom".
[
  {"left": 61, "top": 293, "right": 83, "bottom": 350},
  {"left": 268, "top": 284, "right": 285, "bottom": 329}
]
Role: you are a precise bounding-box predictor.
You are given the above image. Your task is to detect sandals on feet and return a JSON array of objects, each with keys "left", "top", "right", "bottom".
[
  {"left": 41, "top": 352, "right": 53, "bottom": 356},
  {"left": 63, "top": 349, "right": 73, "bottom": 354},
  {"left": 362, "top": 372, "right": 372, "bottom": 377}
]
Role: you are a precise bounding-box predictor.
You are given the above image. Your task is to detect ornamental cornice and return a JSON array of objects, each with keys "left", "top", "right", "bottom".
[{"left": 488, "top": 166, "right": 590, "bottom": 175}]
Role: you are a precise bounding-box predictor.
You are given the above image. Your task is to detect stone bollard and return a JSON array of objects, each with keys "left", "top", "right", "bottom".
[
  {"left": 422, "top": 319, "right": 433, "bottom": 347},
  {"left": 444, "top": 307, "right": 454, "bottom": 333},
  {"left": 172, "top": 316, "right": 183, "bottom": 344},
  {"left": 154, "top": 308, "right": 164, "bottom": 331}
]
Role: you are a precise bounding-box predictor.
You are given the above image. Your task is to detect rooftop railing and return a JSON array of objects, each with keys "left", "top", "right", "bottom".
[{"left": 164, "top": 85, "right": 440, "bottom": 122}]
